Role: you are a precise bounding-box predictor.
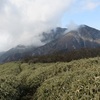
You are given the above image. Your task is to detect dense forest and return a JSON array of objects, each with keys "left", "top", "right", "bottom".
[{"left": 23, "top": 48, "right": 100, "bottom": 63}]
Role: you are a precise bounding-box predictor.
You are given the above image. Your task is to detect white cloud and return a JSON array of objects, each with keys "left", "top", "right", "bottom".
[
  {"left": 0, "top": 0, "right": 75, "bottom": 51},
  {"left": 67, "top": 21, "right": 78, "bottom": 31},
  {"left": 82, "top": 0, "right": 100, "bottom": 10},
  {"left": 70, "top": 0, "right": 100, "bottom": 13}
]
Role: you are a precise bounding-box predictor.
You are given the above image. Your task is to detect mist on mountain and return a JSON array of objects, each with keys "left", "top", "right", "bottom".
[{"left": 0, "top": 25, "right": 100, "bottom": 63}]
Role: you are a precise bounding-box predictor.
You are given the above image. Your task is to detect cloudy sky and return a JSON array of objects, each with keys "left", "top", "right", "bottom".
[{"left": 0, "top": 0, "right": 100, "bottom": 51}]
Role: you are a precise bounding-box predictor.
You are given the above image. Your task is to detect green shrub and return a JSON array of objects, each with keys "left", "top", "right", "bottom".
[{"left": 0, "top": 57, "right": 100, "bottom": 100}]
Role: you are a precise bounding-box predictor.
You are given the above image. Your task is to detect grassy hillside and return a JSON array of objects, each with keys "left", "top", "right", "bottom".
[{"left": 0, "top": 57, "right": 100, "bottom": 100}]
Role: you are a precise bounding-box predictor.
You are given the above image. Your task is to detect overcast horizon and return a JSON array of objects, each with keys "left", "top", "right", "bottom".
[{"left": 0, "top": 0, "right": 100, "bottom": 52}]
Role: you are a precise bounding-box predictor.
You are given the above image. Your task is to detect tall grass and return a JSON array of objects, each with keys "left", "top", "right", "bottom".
[{"left": 0, "top": 57, "right": 100, "bottom": 100}]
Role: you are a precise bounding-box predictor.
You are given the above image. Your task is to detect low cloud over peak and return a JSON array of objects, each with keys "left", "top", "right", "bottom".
[
  {"left": 0, "top": 0, "right": 99, "bottom": 51},
  {"left": 0, "top": 0, "right": 74, "bottom": 51}
]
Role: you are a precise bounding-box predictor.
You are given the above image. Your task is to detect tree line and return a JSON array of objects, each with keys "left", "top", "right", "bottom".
[{"left": 22, "top": 48, "right": 100, "bottom": 63}]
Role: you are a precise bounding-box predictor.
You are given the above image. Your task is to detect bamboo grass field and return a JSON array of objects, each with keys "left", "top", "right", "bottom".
[{"left": 0, "top": 57, "right": 100, "bottom": 100}]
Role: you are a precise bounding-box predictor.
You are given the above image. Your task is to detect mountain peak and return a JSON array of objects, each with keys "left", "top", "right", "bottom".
[{"left": 0, "top": 25, "right": 100, "bottom": 63}]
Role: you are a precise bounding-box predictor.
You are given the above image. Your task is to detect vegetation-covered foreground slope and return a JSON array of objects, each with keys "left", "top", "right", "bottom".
[{"left": 0, "top": 57, "right": 100, "bottom": 100}]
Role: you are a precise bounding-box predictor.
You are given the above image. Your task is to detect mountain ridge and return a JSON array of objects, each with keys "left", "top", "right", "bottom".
[
  {"left": 0, "top": 25, "right": 100, "bottom": 63},
  {"left": 31, "top": 25, "right": 100, "bottom": 56}
]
